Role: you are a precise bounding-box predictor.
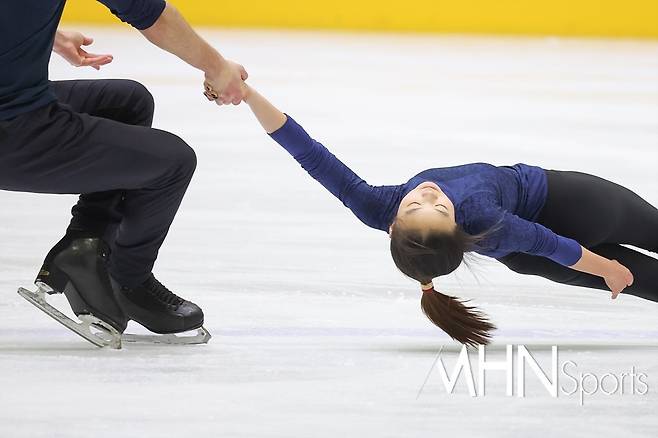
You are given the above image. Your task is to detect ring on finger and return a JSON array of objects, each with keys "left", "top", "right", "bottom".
[{"left": 203, "top": 89, "right": 219, "bottom": 101}]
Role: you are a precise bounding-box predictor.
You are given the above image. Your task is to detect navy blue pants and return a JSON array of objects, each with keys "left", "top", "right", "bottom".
[
  {"left": 498, "top": 170, "right": 658, "bottom": 302},
  {"left": 0, "top": 80, "right": 196, "bottom": 287}
]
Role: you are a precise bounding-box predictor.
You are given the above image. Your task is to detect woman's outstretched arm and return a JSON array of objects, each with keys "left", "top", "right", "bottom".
[
  {"left": 476, "top": 205, "right": 634, "bottom": 298},
  {"left": 243, "top": 85, "right": 287, "bottom": 133},
  {"left": 242, "top": 85, "right": 399, "bottom": 231},
  {"left": 571, "top": 248, "right": 634, "bottom": 298}
]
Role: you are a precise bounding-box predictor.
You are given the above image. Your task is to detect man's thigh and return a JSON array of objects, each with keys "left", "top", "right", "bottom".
[
  {"left": 0, "top": 103, "right": 191, "bottom": 195},
  {"left": 50, "top": 79, "right": 155, "bottom": 127}
]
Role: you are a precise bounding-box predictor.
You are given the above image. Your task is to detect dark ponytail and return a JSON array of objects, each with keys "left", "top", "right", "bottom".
[
  {"left": 420, "top": 287, "right": 495, "bottom": 346},
  {"left": 390, "top": 222, "right": 496, "bottom": 346}
]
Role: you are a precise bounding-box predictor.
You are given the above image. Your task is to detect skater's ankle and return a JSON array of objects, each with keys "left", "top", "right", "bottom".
[
  {"left": 64, "top": 228, "right": 104, "bottom": 239},
  {"left": 44, "top": 231, "right": 101, "bottom": 263},
  {"left": 108, "top": 271, "right": 151, "bottom": 291}
]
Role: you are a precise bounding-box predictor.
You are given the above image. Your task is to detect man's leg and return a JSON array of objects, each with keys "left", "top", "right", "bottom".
[
  {"left": 49, "top": 79, "right": 156, "bottom": 242},
  {"left": 51, "top": 79, "right": 155, "bottom": 127},
  {"left": 0, "top": 102, "right": 196, "bottom": 288}
]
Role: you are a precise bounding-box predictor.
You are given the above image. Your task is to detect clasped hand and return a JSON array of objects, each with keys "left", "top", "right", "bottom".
[
  {"left": 53, "top": 31, "right": 249, "bottom": 106},
  {"left": 203, "top": 59, "right": 248, "bottom": 106}
]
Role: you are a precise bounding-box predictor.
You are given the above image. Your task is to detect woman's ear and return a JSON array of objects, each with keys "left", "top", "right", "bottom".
[{"left": 388, "top": 224, "right": 393, "bottom": 236}]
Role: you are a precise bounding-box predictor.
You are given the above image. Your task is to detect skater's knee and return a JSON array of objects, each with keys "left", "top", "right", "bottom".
[
  {"left": 179, "top": 143, "right": 197, "bottom": 176},
  {"left": 132, "top": 81, "right": 155, "bottom": 126},
  {"left": 118, "top": 80, "right": 155, "bottom": 127},
  {"left": 160, "top": 132, "right": 197, "bottom": 176}
]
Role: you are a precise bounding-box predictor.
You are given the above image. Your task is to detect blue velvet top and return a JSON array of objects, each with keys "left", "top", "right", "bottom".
[
  {"left": 0, "top": 0, "right": 166, "bottom": 120},
  {"left": 269, "top": 116, "right": 582, "bottom": 266}
]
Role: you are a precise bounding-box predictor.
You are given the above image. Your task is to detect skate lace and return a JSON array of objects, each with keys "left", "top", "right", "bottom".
[{"left": 144, "top": 275, "right": 185, "bottom": 307}]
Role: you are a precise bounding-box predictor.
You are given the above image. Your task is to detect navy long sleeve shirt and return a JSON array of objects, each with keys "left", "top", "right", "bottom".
[
  {"left": 270, "top": 116, "right": 583, "bottom": 266},
  {"left": 0, "top": 0, "right": 166, "bottom": 120}
]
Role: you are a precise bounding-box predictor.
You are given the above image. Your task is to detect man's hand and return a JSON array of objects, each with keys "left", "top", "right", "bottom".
[
  {"left": 140, "top": 3, "right": 248, "bottom": 106},
  {"left": 604, "top": 259, "right": 634, "bottom": 299},
  {"left": 203, "top": 59, "right": 248, "bottom": 106},
  {"left": 53, "top": 31, "right": 113, "bottom": 70}
]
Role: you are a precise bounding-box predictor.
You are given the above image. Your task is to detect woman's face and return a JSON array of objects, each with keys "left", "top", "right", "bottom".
[{"left": 391, "top": 181, "right": 456, "bottom": 234}]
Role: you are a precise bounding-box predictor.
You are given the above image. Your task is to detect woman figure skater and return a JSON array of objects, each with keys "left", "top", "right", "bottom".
[{"left": 209, "top": 83, "right": 658, "bottom": 346}]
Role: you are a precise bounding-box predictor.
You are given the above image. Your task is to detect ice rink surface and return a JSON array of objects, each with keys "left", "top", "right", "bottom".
[{"left": 1, "top": 28, "right": 657, "bottom": 437}]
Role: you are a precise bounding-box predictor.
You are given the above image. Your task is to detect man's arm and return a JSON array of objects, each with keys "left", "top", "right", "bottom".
[{"left": 140, "top": 3, "right": 247, "bottom": 105}]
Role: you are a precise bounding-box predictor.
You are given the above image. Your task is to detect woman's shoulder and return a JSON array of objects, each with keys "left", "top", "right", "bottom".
[
  {"left": 411, "top": 162, "right": 497, "bottom": 180},
  {"left": 457, "top": 192, "right": 502, "bottom": 228}
]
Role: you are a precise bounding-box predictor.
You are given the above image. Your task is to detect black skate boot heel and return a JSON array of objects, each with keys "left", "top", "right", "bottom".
[
  {"left": 35, "top": 231, "right": 103, "bottom": 295},
  {"left": 53, "top": 238, "right": 128, "bottom": 333},
  {"left": 114, "top": 274, "right": 211, "bottom": 345},
  {"left": 35, "top": 264, "right": 69, "bottom": 295},
  {"left": 18, "top": 237, "right": 128, "bottom": 349},
  {"left": 35, "top": 233, "right": 86, "bottom": 295}
]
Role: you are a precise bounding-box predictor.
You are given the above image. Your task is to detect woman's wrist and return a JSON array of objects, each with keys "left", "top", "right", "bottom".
[
  {"left": 242, "top": 83, "right": 253, "bottom": 101},
  {"left": 596, "top": 257, "right": 617, "bottom": 279},
  {"left": 570, "top": 247, "right": 612, "bottom": 279}
]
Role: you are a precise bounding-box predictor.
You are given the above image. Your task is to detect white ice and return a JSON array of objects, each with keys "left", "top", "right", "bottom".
[{"left": 1, "top": 28, "right": 657, "bottom": 438}]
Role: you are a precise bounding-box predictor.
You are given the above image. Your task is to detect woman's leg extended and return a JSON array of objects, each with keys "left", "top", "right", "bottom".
[
  {"left": 498, "top": 244, "right": 658, "bottom": 302},
  {"left": 529, "top": 170, "right": 658, "bottom": 301},
  {"left": 592, "top": 244, "right": 658, "bottom": 302},
  {"left": 538, "top": 170, "right": 658, "bottom": 252}
]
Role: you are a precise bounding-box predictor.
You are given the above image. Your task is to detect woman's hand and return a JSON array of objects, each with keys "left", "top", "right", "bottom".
[
  {"left": 603, "top": 259, "right": 634, "bottom": 299},
  {"left": 203, "top": 59, "right": 248, "bottom": 106},
  {"left": 570, "top": 247, "right": 634, "bottom": 299},
  {"left": 53, "top": 31, "right": 113, "bottom": 70}
]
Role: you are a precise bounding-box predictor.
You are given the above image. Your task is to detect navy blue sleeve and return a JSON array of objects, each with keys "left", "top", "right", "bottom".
[
  {"left": 97, "top": 0, "right": 166, "bottom": 30},
  {"left": 498, "top": 212, "right": 583, "bottom": 265},
  {"left": 468, "top": 201, "right": 582, "bottom": 266},
  {"left": 269, "top": 116, "right": 399, "bottom": 231}
]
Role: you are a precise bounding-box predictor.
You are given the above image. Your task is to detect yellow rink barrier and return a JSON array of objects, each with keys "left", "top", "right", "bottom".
[{"left": 61, "top": 0, "right": 658, "bottom": 38}]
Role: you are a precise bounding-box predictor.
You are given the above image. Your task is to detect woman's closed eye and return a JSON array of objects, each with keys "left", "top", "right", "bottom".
[{"left": 408, "top": 202, "right": 447, "bottom": 209}]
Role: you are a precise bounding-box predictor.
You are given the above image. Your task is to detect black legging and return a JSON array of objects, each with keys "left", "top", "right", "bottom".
[{"left": 498, "top": 170, "right": 658, "bottom": 302}]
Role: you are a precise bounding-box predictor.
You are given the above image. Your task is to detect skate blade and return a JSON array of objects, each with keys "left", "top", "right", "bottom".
[
  {"left": 122, "top": 327, "right": 212, "bottom": 345},
  {"left": 17, "top": 286, "right": 122, "bottom": 349}
]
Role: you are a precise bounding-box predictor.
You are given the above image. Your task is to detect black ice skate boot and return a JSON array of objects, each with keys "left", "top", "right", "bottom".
[
  {"left": 36, "top": 231, "right": 101, "bottom": 293},
  {"left": 113, "top": 274, "right": 204, "bottom": 335},
  {"left": 28, "top": 237, "right": 128, "bottom": 342}
]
